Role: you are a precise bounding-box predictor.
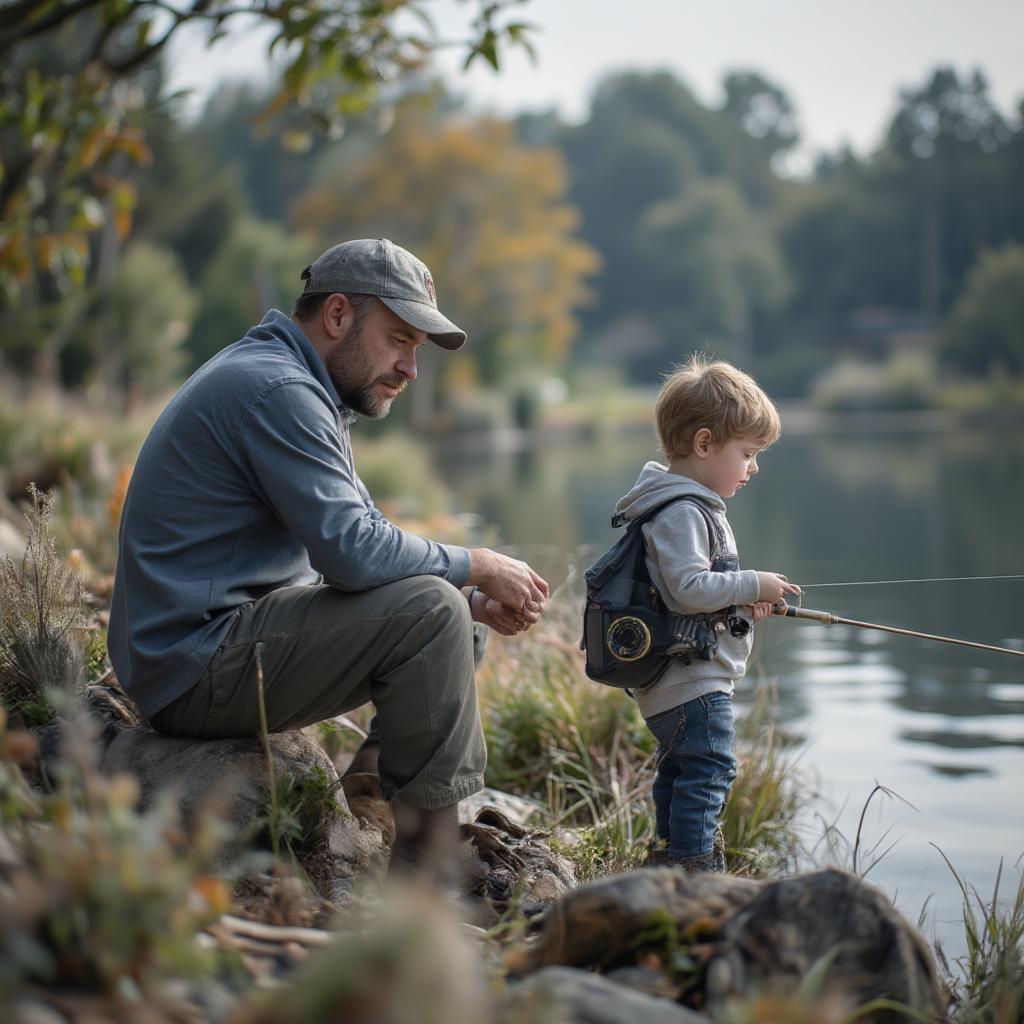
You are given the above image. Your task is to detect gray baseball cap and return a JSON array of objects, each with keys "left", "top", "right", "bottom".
[{"left": 300, "top": 238, "right": 467, "bottom": 350}]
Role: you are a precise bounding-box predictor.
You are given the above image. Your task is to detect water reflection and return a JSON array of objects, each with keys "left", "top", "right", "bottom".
[
  {"left": 436, "top": 422, "right": 1024, "bottom": 951},
  {"left": 436, "top": 424, "right": 1024, "bottom": 776}
]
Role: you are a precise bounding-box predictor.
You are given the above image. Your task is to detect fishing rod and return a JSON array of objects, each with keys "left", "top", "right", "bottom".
[{"left": 771, "top": 602, "right": 1024, "bottom": 659}]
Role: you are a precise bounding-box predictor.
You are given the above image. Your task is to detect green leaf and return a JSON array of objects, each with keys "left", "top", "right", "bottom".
[
  {"left": 465, "top": 30, "right": 499, "bottom": 72},
  {"left": 281, "top": 129, "right": 313, "bottom": 154}
]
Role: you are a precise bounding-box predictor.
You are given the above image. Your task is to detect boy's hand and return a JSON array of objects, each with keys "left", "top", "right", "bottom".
[
  {"left": 748, "top": 601, "right": 775, "bottom": 622},
  {"left": 755, "top": 571, "right": 802, "bottom": 604}
]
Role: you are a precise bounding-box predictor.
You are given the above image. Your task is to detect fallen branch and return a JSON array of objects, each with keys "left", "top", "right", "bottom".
[{"left": 212, "top": 913, "right": 333, "bottom": 948}]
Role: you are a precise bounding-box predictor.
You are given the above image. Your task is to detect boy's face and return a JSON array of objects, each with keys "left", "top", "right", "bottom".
[{"left": 702, "top": 436, "right": 768, "bottom": 499}]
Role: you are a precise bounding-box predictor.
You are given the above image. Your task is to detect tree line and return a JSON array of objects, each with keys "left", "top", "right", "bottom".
[{"left": 1, "top": 2, "right": 1022, "bottom": 416}]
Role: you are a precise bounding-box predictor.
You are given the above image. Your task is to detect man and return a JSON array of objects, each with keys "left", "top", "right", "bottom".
[{"left": 108, "top": 238, "right": 548, "bottom": 869}]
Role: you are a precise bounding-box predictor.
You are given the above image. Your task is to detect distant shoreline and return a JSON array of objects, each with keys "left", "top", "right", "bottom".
[{"left": 433, "top": 401, "right": 1024, "bottom": 456}]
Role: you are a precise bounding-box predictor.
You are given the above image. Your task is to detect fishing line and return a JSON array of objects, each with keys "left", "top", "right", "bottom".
[{"left": 799, "top": 573, "right": 1024, "bottom": 589}]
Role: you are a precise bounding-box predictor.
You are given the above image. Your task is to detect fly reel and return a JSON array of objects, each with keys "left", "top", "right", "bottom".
[{"left": 606, "top": 615, "right": 653, "bottom": 662}]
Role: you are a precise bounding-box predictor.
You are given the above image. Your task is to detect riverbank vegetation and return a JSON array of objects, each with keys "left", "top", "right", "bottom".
[{"left": 2, "top": 485, "right": 1022, "bottom": 1021}]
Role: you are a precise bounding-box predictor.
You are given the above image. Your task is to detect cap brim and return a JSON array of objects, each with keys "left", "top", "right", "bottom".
[{"left": 379, "top": 297, "right": 467, "bottom": 351}]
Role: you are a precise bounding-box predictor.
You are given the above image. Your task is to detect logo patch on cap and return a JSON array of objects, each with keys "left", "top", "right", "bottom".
[{"left": 422, "top": 269, "right": 436, "bottom": 304}]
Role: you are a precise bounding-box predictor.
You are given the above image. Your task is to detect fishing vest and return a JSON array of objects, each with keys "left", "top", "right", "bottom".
[{"left": 581, "top": 496, "right": 751, "bottom": 690}]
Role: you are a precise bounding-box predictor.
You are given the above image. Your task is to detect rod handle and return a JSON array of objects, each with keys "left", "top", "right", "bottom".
[{"left": 771, "top": 601, "right": 835, "bottom": 624}]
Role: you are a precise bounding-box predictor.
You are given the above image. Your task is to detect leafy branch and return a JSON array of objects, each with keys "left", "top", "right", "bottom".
[{"left": 0, "top": 0, "right": 535, "bottom": 301}]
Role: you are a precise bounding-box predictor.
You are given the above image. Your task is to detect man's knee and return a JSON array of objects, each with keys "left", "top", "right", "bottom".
[{"left": 395, "top": 576, "right": 473, "bottom": 639}]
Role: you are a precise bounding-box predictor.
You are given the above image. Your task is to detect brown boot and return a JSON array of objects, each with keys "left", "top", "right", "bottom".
[
  {"left": 343, "top": 736, "right": 380, "bottom": 777},
  {"left": 388, "top": 797, "right": 461, "bottom": 885}
]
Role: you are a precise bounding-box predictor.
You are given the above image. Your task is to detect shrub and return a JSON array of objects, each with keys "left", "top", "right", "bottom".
[
  {"left": 942, "top": 243, "right": 1024, "bottom": 378},
  {"left": 0, "top": 486, "right": 88, "bottom": 725},
  {"left": 0, "top": 709, "right": 231, "bottom": 1001},
  {"left": 811, "top": 351, "right": 938, "bottom": 412}
]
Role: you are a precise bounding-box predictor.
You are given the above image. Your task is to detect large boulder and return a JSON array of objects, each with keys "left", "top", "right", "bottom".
[
  {"left": 500, "top": 967, "right": 711, "bottom": 1024},
  {"left": 508, "top": 866, "right": 945, "bottom": 1023},
  {"left": 508, "top": 867, "right": 761, "bottom": 974},
  {"left": 708, "top": 868, "right": 946, "bottom": 1022},
  {"left": 101, "top": 725, "right": 383, "bottom": 889}
]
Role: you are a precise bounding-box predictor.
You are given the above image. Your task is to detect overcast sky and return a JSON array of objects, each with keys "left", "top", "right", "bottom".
[{"left": 168, "top": 0, "right": 1024, "bottom": 172}]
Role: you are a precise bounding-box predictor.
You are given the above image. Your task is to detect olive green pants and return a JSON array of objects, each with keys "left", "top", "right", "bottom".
[{"left": 149, "top": 576, "right": 486, "bottom": 810}]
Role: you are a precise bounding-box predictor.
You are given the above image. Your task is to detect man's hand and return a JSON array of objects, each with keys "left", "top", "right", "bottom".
[
  {"left": 468, "top": 588, "right": 541, "bottom": 636},
  {"left": 467, "top": 548, "right": 549, "bottom": 617},
  {"left": 755, "top": 571, "right": 802, "bottom": 604}
]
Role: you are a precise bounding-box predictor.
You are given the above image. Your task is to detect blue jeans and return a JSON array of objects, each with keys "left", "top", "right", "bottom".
[{"left": 645, "top": 692, "right": 737, "bottom": 862}]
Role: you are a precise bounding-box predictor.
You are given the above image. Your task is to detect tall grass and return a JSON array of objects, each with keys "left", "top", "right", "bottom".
[
  {"left": 476, "top": 590, "right": 804, "bottom": 880},
  {"left": 723, "top": 684, "right": 804, "bottom": 876},
  {"left": 475, "top": 590, "right": 653, "bottom": 874},
  {"left": 936, "top": 851, "right": 1024, "bottom": 1024}
]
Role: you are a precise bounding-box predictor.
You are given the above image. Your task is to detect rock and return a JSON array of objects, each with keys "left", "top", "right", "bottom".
[
  {"left": 507, "top": 867, "right": 944, "bottom": 1020},
  {"left": 509, "top": 868, "right": 761, "bottom": 974},
  {"left": 460, "top": 805, "right": 577, "bottom": 921},
  {"left": 102, "top": 726, "right": 383, "bottom": 889},
  {"left": 0, "top": 518, "right": 26, "bottom": 561},
  {"left": 500, "top": 967, "right": 710, "bottom": 1024},
  {"left": 604, "top": 964, "right": 684, "bottom": 1000},
  {"left": 31, "top": 681, "right": 144, "bottom": 789},
  {"left": 708, "top": 868, "right": 945, "bottom": 1022},
  {"left": 10, "top": 1000, "right": 70, "bottom": 1024},
  {"left": 459, "top": 787, "right": 543, "bottom": 827}
]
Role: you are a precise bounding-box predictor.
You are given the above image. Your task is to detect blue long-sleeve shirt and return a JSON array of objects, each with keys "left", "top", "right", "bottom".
[{"left": 108, "top": 310, "right": 471, "bottom": 718}]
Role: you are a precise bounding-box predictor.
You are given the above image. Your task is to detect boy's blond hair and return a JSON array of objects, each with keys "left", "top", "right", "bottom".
[{"left": 655, "top": 354, "right": 781, "bottom": 460}]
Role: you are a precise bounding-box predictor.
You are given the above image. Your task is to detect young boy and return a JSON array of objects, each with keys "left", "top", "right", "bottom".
[{"left": 614, "top": 355, "right": 801, "bottom": 873}]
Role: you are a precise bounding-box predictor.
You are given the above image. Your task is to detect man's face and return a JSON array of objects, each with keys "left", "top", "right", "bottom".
[{"left": 326, "top": 300, "right": 428, "bottom": 419}]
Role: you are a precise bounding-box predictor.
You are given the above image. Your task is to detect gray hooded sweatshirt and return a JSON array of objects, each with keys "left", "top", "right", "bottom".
[{"left": 613, "top": 461, "right": 762, "bottom": 718}]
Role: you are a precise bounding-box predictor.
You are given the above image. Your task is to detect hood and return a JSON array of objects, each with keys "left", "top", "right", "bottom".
[{"left": 614, "top": 461, "right": 726, "bottom": 523}]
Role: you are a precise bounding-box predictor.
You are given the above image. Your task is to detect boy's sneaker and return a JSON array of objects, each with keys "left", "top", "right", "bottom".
[{"left": 648, "top": 827, "right": 728, "bottom": 874}]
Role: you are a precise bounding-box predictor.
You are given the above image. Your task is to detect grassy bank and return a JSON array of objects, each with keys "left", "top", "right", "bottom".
[{"left": 1, "top": 397, "right": 1022, "bottom": 1020}]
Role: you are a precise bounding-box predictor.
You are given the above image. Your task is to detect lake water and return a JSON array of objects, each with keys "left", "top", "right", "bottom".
[{"left": 436, "top": 416, "right": 1024, "bottom": 958}]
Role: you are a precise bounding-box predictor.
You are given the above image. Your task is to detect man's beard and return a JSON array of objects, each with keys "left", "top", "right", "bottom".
[{"left": 326, "top": 323, "right": 406, "bottom": 419}]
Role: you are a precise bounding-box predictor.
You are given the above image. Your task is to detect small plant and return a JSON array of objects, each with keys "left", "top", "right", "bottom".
[
  {"left": 936, "top": 851, "right": 1024, "bottom": 1024},
  {"left": 0, "top": 708, "right": 232, "bottom": 1003},
  {"left": 254, "top": 644, "right": 346, "bottom": 871},
  {"left": 0, "top": 484, "right": 88, "bottom": 725},
  {"left": 85, "top": 626, "right": 110, "bottom": 683},
  {"left": 312, "top": 715, "right": 369, "bottom": 764},
  {"left": 270, "top": 764, "right": 347, "bottom": 855}
]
